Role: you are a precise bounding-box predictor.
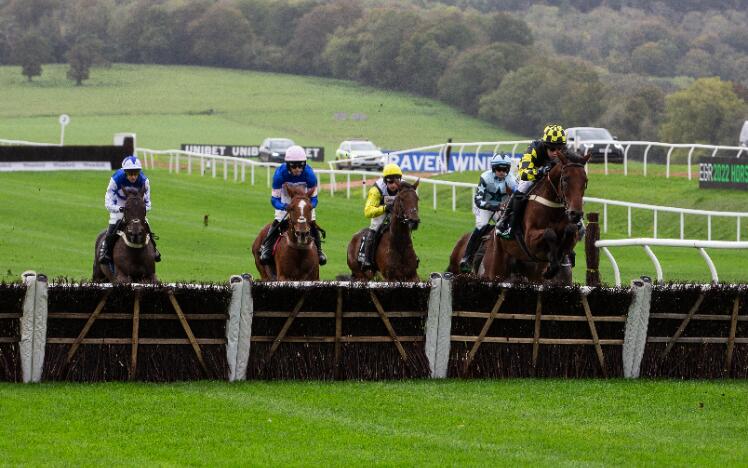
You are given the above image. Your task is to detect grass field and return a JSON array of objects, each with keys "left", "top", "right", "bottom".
[
  {"left": 1, "top": 63, "right": 748, "bottom": 285},
  {"left": 1, "top": 380, "right": 746, "bottom": 465},
  {"left": 0, "top": 64, "right": 520, "bottom": 154},
  {"left": 3, "top": 165, "right": 747, "bottom": 284}
]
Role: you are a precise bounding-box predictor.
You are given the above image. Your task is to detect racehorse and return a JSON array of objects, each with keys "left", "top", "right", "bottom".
[
  {"left": 449, "top": 150, "right": 589, "bottom": 283},
  {"left": 347, "top": 180, "right": 421, "bottom": 282},
  {"left": 252, "top": 184, "right": 319, "bottom": 281},
  {"left": 93, "top": 186, "right": 158, "bottom": 283}
]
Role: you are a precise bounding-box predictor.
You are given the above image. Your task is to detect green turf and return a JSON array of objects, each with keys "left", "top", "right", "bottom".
[
  {"left": 0, "top": 380, "right": 745, "bottom": 465},
  {"left": 2, "top": 64, "right": 747, "bottom": 284},
  {"left": 0, "top": 64, "right": 520, "bottom": 154}
]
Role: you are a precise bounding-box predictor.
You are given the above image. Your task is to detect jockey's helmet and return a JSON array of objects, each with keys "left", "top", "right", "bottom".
[
  {"left": 285, "top": 145, "right": 307, "bottom": 162},
  {"left": 490, "top": 153, "right": 512, "bottom": 171},
  {"left": 382, "top": 163, "right": 402, "bottom": 178},
  {"left": 542, "top": 124, "right": 566, "bottom": 146},
  {"left": 121, "top": 155, "right": 142, "bottom": 171}
]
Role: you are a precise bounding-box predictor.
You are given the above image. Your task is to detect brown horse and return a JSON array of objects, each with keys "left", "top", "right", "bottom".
[
  {"left": 347, "top": 180, "right": 420, "bottom": 281},
  {"left": 252, "top": 185, "right": 319, "bottom": 281},
  {"left": 93, "top": 187, "right": 158, "bottom": 283},
  {"left": 449, "top": 150, "right": 589, "bottom": 283}
]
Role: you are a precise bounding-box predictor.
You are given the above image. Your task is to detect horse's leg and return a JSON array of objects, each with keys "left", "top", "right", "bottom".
[
  {"left": 448, "top": 233, "right": 470, "bottom": 274},
  {"left": 541, "top": 228, "right": 561, "bottom": 279}
]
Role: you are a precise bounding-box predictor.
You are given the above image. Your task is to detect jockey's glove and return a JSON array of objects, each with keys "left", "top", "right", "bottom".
[
  {"left": 537, "top": 165, "right": 550, "bottom": 177},
  {"left": 118, "top": 206, "right": 125, "bottom": 212},
  {"left": 384, "top": 204, "right": 392, "bottom": 213}
]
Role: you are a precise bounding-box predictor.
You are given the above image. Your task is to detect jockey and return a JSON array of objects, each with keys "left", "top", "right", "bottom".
[
  {"left": 497, "top": 124, "right": 566, "bottom": 237},
  {"left": 459, "top": 153, "right": 517, "bottom": 272},
  {"left": 99, "top": 155, "right": 161, "bottom": 265},
  {"left": 357, "top": 163, "right": 402, "bottom": 270},
  {"left": 259, "top": 145, "right": 326, "bottom": 266}
]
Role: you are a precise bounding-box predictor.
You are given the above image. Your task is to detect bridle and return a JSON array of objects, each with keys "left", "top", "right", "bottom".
[
  {"left": 118, "top": 195, "right": 150, "bottom": 248},
  {"left": 540, "top": 162, "right": 587, "bottom": 215},
  {"left": 392, "top": 186, "right": 420, "bottom": 229},
  {"left": 285, "top": 196, "right": 313, "bottom": 249}
]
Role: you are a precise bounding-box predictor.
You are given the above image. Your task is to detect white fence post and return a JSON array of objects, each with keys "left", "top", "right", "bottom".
[
  {"left": 20, "top": 271, "right": 48, "bottom": 383},
  {"left": 622, "top": 277, "right": 653, "bottom": 379},
  {"left": 226, "top": 273, "right": 253, "bottom": 382},
  {"left": 425, "top": 272, "right": 453, "bottom": 379}
]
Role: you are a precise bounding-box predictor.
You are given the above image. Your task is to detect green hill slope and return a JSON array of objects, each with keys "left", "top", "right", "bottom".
[{"left": 0, "top": 64, "right": 520, "bottom": 153}]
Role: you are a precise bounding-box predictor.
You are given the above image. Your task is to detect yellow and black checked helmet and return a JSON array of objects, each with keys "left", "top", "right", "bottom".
[{"left": 542, "top": 124, "right": 566, "bottom": 145}]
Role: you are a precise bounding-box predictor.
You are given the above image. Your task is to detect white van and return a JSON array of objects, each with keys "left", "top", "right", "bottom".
[{"left": 740, "top": 120, "right": 748, "bottom": 147}]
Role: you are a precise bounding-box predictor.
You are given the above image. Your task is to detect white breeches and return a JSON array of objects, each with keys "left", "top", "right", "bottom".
[
  {"left": 517, "top": 180, "right": 533, "bottom": 193},
  {"left": 473, "top": 207, "right": 500, "bottom": 229},
  {"left": 369, "top": 214, "right": 386, "bottom": 230}
]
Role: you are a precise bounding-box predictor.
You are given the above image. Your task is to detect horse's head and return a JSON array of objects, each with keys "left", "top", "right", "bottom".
[
  {"left": 553, "top": 150, "right": 591, "bottom": 223},
  {"left": 392, "top": 179, "right": 420, "bottom": 231},
  {"left": 285, "top": 184, "right": 314, "bottom": 246},
  {"left": 122, "top": 186, "right": 148, "bottom": 245}
]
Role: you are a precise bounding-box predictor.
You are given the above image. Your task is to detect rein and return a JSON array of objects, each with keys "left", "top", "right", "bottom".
[
  {"left": 117, "top": 230, "right": 150, "bottom": 248},
  {"left": 531, "top": 162, "right": 586, "bottom": 211}
]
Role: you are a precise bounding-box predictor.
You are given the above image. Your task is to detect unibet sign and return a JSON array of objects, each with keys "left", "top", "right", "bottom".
[{"left": 698, "top": 157, "right": 748, "bottom": 190}]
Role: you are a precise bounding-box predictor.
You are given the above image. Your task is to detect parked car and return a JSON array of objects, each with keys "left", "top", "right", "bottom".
[
  {"left": 259, "top": 138, "right": 295, "bottom": 163},
  {"left": 335, "top": 139, "right": 386, "bottom": 171},
  {"left": 740, "top": 120, "right": 748, "bottom": 147},
  {"left": 565, "top": 127, "right": 624, "bottom": 163}
]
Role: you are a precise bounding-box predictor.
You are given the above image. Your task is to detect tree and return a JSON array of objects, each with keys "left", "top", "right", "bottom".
[
  {"left": 595, "top": 76, "right": 665, "bottom": 141},
  {"left": 486, "top": 12, "right": 532, "bottom": 46},
  {"left": 284, "top": 0, "right": 362, "bottom": 75},
  {"left": 630, "top": 41, "right": 679, "bottom": 77},
  {"left": 66, "top": 35, "right": 105, "bottom": 85},
  {"left": 13, "top": 31, "right": 50, "bottom": 81},
  {"left": 659, "top": 77, "right": 748, "bottom": 144},
  {"left": 479, "top": 59, "right": 603, "bottom": 135},
  {"left": 436, "top": 43, "right": 528, "bottom": 114},
  {"left": 355, "top": 9, "right": 420, "bottom": 89},
  {"left": 188, "top": 2, "right": 256, "bottom": 68},
  {"left": 395, "top": 10, "right": 476, "bottom": 96}
]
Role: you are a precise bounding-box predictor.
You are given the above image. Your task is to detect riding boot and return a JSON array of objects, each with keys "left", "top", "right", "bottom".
[
  {"left": 504, "top": 193, "right": 527, "bottom": 238},
  {"left": 150, "top": 232, "right": 162, "bottom": 262},
  {"left": 98, "top": 222, "right": 120, "bottom": 265},
  {"left": 497, "top": 193, "right": 517, "bottom": 237},
  {"left": 311, "top": 224, "right": 327, "bottom": 266},
  {"left": 260, "top": 220, "right": 282, "bottom": 265},
  {"left": 459, "top": 228, "right": 483, "bottom": 273},
  {"left": 358, "top": 229, "right": 375, "bottom": 270},
  {"left": 143, "top": 220, "right": 162, "bottom": 262}
]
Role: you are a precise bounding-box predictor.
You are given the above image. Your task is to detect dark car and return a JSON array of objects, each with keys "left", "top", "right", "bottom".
[
  {"left": 565, "top": 127, "right": 624, "bottom": 163},
  {"left": 259, "top": 138, "right": 295, "bottom": 163}
]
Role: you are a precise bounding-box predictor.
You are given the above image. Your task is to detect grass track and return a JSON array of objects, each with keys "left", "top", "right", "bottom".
[{"left": 1, "top": 380, "right": 746, "bottom": 465}]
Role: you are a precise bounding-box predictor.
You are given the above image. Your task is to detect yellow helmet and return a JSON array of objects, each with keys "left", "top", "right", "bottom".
[
  {"left": 382, "top": 163, "right": 402, "bottom": 178},
  {"left": 542, "top": 124, "right": 566, "bottom": 145}
]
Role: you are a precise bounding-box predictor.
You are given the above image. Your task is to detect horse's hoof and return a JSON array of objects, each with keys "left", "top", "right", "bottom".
[{"left": 543, "top": 268, "right": 558, "bottom": 279}]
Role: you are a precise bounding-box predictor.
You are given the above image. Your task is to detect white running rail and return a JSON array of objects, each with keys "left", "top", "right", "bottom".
[
  {"left": 584, "top": 197, "right": 748, "bottom": 241},
  {"left": 139, "top": 147, "right": 748, "bottom": 240},
  {"left": 595, "top": 238, "right": 748, "bottom": 286}
]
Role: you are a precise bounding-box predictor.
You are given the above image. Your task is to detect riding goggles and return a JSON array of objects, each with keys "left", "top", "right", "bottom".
[
  {"left": 384, "top": 176, "right": 401, "bottom": 184},
  {"left": 546, "top": 144, "right": 565, "bottom": 152},
  {"left": 287, "top": 162, "right": 306, "bottom": 169}
]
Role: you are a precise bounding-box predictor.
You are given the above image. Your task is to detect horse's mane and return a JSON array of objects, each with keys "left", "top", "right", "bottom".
[
  {"left": 399, "top": 181, "right": 417, "bottom": 192},
  {"left": 563, "top": 148, "right": 587, "bottom": 164}
]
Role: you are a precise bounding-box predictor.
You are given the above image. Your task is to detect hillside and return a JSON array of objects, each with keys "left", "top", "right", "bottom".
[{"left": 0, "top": 64, "right": 521, "bottom": 154}]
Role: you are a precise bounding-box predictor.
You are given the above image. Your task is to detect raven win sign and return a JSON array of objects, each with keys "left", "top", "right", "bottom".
[{"left": 698, "top": 157, "right": 748, "bottom": 190}]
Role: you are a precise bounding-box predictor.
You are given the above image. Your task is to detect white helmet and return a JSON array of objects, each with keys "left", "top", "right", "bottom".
[
  {"left": 284, "top": 145, "right": 307, "bottom": 162},
  {"left": 121, "top": 155, "right": 142, "bottom": 170},
  {"left": 490, "top": 153, "right": 512, "bottom": 170}
]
